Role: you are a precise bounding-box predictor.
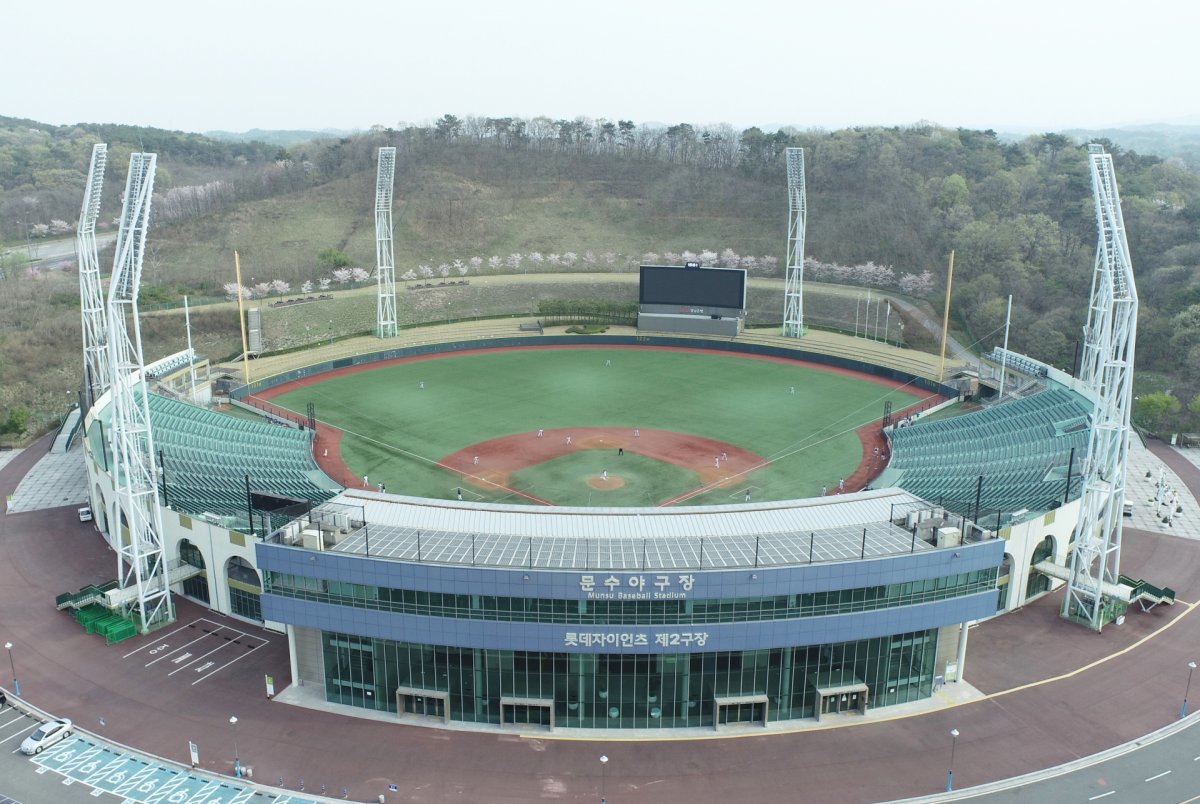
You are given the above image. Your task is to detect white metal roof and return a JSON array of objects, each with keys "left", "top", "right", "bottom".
[{"left": 315, "top": 487, "right": 937, "bottom": 569}]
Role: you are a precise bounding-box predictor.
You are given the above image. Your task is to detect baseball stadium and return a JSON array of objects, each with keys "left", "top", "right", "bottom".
[{"left": 72, "top": 143, "right": 1160, "bottom": 736}]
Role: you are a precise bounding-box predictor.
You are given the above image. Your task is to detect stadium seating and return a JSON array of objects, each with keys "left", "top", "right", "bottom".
[
  {"left": 884, "top": 386, "right": 1092, "bottom": 520},
  {"left": 93, "top": 393, "right": 340, "bottom": 525}
]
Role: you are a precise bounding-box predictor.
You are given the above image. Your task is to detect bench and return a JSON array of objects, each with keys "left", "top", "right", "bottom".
[{"left": 518, "top": 321, "right": 544, "bottom": 334}]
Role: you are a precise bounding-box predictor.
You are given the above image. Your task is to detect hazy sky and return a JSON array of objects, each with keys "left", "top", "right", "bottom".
[{"left": 4, "top": 0, "right": 1195, "bottom": 134}]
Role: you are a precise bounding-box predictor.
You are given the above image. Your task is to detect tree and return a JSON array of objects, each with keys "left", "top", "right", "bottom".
[
  {"left": 1134, "top": 392, "right": 1181, "bottom": 433},
  {"left": 318, "top": 248, "right": 351, "bottom": 269},
  {"left": 435, "top": 114, "right": 462, "bottom": 142}
]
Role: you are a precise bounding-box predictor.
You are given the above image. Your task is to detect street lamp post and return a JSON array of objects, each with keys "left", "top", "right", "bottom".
[
  {"left": 229, "top": 715, "right": 241, "bottom": 777},
  {"left": 1183, "top": 661, "right": 1197, "bottom": 718},
  {"left": 946, "top": 728, "right": 960, "bottom": 792},
  {"left": 4, "top": 642, "right": 17, "bottom": 696},
  {"left": 600, "top": 754, "right": 609, "bottom": 803}
]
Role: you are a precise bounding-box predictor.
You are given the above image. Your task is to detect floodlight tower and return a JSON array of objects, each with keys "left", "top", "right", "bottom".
[
  {"left": 1062, "top": 144, "right": 1138, "bottom": 632},
  {"left": 781, "top": 147, "right": 806, "bottom": 338},
  {"left": 106, "top": 152, "right": 172, "bottom": 632},
  {"left": 375, "top": 147, "right": 398, "bottom": 338},
  {"left": 77, "top": 143, "right": 109, "bottom": 411}
]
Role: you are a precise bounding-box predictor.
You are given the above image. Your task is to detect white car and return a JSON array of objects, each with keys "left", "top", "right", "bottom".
[
  {"left": 78, "top": 506, "right": 93, "bottom": 522},
  {"left": 20, "top": 718, "right": 72, "bottom": 755}
]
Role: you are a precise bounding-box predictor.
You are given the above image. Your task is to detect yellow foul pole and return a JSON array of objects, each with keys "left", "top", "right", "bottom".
[
  {"left": 234, "top": 251, "right": 251, "bottom": 387},
  {"left": 938, "top": 250, "right": 955, "bottom": 384}
]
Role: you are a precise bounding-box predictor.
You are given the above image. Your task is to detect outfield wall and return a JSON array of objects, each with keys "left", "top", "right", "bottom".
[{"left": 232, "top": 334, "right": 960, "bottom": 401}]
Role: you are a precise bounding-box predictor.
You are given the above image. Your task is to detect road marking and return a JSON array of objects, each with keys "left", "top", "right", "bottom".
[
  {"left": 1088, "top": 792, "right": 1115, "bottom": 801},
  {"left": 170, "top": 652, "right": 193, "bottom": 664},
  {"left": 144, "top": 627, "right": 231, "bottom": 667},
  {"left": 192, "top": 638, "right": 268, "bottom": 685},
  {"left": 1145, "top": 770, "right": 1172, "bottom": 781},
  {"left": 1, "top": 725, "right": 36, "bottom": 745}
]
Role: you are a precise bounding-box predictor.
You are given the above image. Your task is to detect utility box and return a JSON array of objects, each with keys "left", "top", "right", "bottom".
[{"left": 935, "top": 527, "right": 962, "bottom": 548}]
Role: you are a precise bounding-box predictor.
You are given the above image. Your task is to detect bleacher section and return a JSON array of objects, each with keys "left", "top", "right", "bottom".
[
  {"left": 882, "top": 386, "right": 1091, "bottom": 520},
  {"left": 90, "top": 394, "right": 340, "bottom": 529},
  {"left": 144, "top": 349, "right": 195, "bottom": 379},
  {"left": 984, "top": 347, "right": 1050, "bottom": 378}
]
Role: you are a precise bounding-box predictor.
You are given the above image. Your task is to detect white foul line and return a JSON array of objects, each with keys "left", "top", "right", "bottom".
[
  {"left": 1145, "top": 770, "right": 1172, "bottom": 782},
  {"left": 1087, "top": 792, "right": 1115, "bottom": 801}
]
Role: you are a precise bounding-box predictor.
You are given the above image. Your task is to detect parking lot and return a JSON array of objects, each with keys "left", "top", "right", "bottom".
[
  {"left": 0, "top": 707, "right": 119, "bottom": 803},
  {"left": 122, "top": 618, "right": 269, "bottom": 686}
]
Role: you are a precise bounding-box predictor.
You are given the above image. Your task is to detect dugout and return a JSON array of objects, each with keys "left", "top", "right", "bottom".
[{"left": 637, "top": 264, "right": 745, "bottom": 337}]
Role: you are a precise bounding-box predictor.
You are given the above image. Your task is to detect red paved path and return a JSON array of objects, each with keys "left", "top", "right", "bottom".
[{"left": 4, "top": 434, "right": 1200, "bottom": 802}]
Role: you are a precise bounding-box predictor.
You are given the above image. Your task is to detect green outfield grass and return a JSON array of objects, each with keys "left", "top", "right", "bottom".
[{"left": 267, "top": 346, "right": 925, "bottom": 506}]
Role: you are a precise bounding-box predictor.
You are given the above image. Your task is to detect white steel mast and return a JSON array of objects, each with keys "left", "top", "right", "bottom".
[
  {"left": 1063, "top": 144, "right": 1138, "bottom": 632},
  {"left": 77, "top": 143, "right": 109, "bottom": 410},
  {"left": 375, "top": 147, "right": 398, "bottom": 338},
  {"left": 781, "top": 147, "right": 807, "bottom": 338},
  {"left": 106, "top": 152, "right": 172, "bottom": 632}
]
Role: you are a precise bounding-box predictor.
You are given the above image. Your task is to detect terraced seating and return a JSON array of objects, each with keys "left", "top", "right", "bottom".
[
  {"left": 92, "top": 393, "right": 341, "bottom": 526},
  {"left": 885, "top": 385, "right": 1091, "bottom": 519}
]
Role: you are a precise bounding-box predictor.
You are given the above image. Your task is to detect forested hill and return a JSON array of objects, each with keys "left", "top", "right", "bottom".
[{"left": 1, "top": 115, "right": 1199, "bottom": 435}]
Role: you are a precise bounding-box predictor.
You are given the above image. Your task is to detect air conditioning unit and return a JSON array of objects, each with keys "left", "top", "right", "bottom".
[{"left": 935, "top": 527, "right": 962, "bottom": 548}]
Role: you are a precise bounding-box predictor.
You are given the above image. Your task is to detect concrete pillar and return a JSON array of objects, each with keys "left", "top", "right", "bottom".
[
  {"left": 287, "top": 624, "right": 300, "bottom": 687},
  {"left": 955, "top": 621, "right": 970, "bottom": 681}
]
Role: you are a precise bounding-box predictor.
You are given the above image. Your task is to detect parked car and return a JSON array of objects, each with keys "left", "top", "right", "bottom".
[
  {"left": 20, "top": 718, "right": 72, "bottom": 754},
  {"left": 78, "top": 506, "right": 93, "bottom": 522}
]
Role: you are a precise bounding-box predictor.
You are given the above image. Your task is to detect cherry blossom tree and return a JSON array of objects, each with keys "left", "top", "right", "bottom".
[
  {"left": 488, "top": 255, "right": 502, "bottom": 271},
  {"left": 582, "top": 251, "right": 597, "bottom": 266},
  {"left": 301, "top": 280, "right": 314, "bottom": 294},
  {"left": 401, "top": 270, "right": 417, "bottom": 281},
  {"left": 351, "top": 267, "right": 370, "bottom": 284},
  {"left": 641, "top": 252, "right": 660, "bottom": 264},
  {"left": 221, "top": 282, "right": 241, "bottom": 300},
  {"left": 528, "top": 251, "right": 545, "bottom": 268},
  {"left": 468, "top": 256, "right": 483, "bottom": 271},
  {"left": 319, "top": 278, "right": 331, "bottom": 291},
  {"left": 332, "top": 268, "right": 353, "bottom": 286},
  {"left": 719, "top": 248, "right": 740, "bottom": 267},
  {"left": 760, "top": 256, "right": 779, "bottom": 274},
  {"left": 457, "top": 263, "right": 469, "bottom": 277},
  {"left": 270, "top": 279, "right": 290, "bottom": 296},
  {"left": 419, "top": 265, "right": 435, "bottom": 280},
  {"left": 899, "top": 270, "right": 935, "bottom": 295},
  {"left": 739, "top": 255, "right": 758, "bottom": 272},
  {"left": 602, "top": 252, "right": 617, "bottom": 266},
  {"left": 547, "top": 253, "right": 561, "bottom": 265},
  {"left": 561, "top": 251, "right": 578, "bottom": 267},
  {"left": 681, "top": 250, "right": 697, "bottom": 264},
  {"left": 699, "top": 250, "right": 718, "bottom": 265},
  {"left": 439, "top": 264, "right": 451, "bottom": 279},
  {"left": 663, "top": 251, "right": 681, "bottom": 265},
  {"left": 253, "top": 281, "right": 272, "bottom": 298},
  {"left": 507, "top": 253, "right": 523, "bottom": 271}
]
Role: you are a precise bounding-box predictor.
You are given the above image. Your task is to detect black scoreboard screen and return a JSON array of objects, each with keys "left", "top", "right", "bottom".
[{"left": 638, "top": 265, "right": 746, "bottom": 310}]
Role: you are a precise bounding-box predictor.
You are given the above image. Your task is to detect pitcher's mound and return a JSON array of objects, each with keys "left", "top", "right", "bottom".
[{"left": 587, "top": 475, "right": 626, "bottom": 490}]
